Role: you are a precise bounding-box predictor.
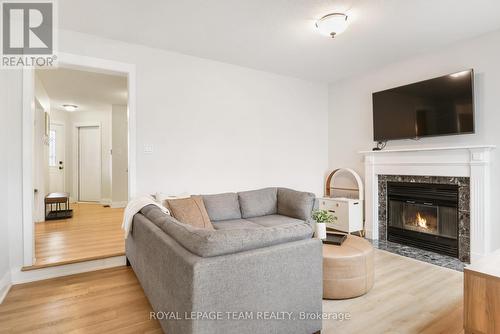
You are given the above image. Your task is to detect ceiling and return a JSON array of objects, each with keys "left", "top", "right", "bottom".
[
  {"left": 59, "top": 0, "right": 500, "bottom": 83},
  {"left": 36, "top": 68, "right": 128, "bottom": 113}
]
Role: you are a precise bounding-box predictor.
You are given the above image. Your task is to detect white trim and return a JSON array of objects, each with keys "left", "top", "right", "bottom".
[
  {"left": 73, "top": 122, "right": 102, "bottom": 202},
  {"left": 111, "top": 201, "right": 128, "bottom": 208},
  {"left": 127, "top": 67, "right": 137, "bottom": 199},
  {"left": 21, "top": 52, "right": 136, "bottom": 270},
  {"left": 100, "top": 198, "right": 112, "bottom": 205},
  {"left": 0, "top": 271, "right": 12, "bottom": 304},
  {"left": 11, "top": 256, "right": 126, "bottom": 285},
  {"left": 362, "top": 145, "right": 495, "bottom": 263},
  {"left": 22, "top": 69, "right": 35, "bottom": 266},
  {"left": 365, "top": 161, "right": 490, "bottom": 167},
  {"left": 359, "top": 145, "right": 496, "bottom": 154}
]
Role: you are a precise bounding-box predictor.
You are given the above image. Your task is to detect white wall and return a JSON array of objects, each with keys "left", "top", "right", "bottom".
[
  {"left": 58, "top": 30, "right": 329, "bottom": 196},
  {"left": 5, "top": 30, "right": 329, "bottom": 276},
  {"left": 32, "top": 103, "right": 49, "bottom": 222},
  {"left": 111, "top": 104, "right": 128, "bottom": 205},
  {"left": 33, "top": 75, "right": 50, "bottom": 222},
  {"left": 328, "top": 29, "right": 500, "bottom": 250},
  {"left": 34, "top": 75, "right": 50, "bottom": 111},
  {"left": 0, "top": 72, "right": 12, "bottom": 301},
  {"left": 5, "top": 69, "right": 24, "bottom": 280}
]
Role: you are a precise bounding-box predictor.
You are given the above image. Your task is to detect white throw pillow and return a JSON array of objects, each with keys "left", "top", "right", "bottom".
[{"left": 154, "top": 192, "right": 191, "bottom": 207}]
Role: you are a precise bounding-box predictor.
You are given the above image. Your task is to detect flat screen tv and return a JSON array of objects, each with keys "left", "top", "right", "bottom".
[{"left": 372, "top": 70, "right": 474, "bottom": 141}]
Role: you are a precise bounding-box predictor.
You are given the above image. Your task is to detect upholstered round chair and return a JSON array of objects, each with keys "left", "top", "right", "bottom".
[{"left": 323, "top": 235, "right": 374, "bottom": 299}]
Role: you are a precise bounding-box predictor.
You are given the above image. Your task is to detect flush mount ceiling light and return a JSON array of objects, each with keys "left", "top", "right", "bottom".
[
  {"left": 62, "top": 104, "right": 78, "bottom": 112},
  {"left": 315, "top": 13, "right": 349, "bottom": 38}
]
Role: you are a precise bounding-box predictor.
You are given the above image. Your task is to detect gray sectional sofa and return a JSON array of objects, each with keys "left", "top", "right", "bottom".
[{"left": 126, "top": 187, "right": 323, "bottom": 334}]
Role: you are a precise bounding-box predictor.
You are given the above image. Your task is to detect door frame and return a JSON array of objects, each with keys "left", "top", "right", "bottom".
[
  {"left": 22, "top": 53, "right": 137, "bottom": 267},
  {"left": 48, "top": 121, "right": 66, "bottom": 193},
  {"left": 73, "top": 123, "right": 102, "bottom": 202}
]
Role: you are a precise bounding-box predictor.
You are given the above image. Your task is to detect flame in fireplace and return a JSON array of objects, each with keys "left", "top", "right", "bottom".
[{"left": 416, "top": 212, "right": 428, "bottom": 229}]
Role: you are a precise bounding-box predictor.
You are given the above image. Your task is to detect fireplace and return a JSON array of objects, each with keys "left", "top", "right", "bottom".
[{"left": 387, "top": 182, "right": 459, "bottom": 258}]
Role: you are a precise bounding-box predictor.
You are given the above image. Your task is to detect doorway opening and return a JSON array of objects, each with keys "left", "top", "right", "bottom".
[
  {"left": 30, "top": 65, "right": 129, "bottom": 268},
  {"left": 77, "top": 125, "right": 102, "bottom": 202}
]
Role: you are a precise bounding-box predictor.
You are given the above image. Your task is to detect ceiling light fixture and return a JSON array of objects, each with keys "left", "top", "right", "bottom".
[
  {"left": 62, "top": 104, "right": 78, "bottom": 112},
  {"left": 315, "top": 13, "right": 349, "bottom": 38}
]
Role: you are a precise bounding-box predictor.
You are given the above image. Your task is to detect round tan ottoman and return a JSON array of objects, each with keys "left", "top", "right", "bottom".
[{"left": 323, "top": 235, "right": 374, "bottom": 299}]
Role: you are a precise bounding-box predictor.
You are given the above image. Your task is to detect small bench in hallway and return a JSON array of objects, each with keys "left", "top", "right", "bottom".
[{"left": 44, "top": 192, "right": 73, "bottom": 220}]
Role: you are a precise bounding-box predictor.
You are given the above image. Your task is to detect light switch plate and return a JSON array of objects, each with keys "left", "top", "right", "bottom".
[{"left": 144, "top": 144, "right": 153, "bottom": 154}]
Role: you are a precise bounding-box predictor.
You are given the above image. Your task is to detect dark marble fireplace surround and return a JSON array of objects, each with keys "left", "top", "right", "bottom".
[{"left": 378, "top": 175, "right": 470, "bottom": 263}]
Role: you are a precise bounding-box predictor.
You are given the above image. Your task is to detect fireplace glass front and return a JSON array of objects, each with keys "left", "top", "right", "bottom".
[{"left": 387, "top": 182, "right": 459, "bottom": 257}]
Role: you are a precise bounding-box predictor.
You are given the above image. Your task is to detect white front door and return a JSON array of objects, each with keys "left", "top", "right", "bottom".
[
  {"left": 78, "top": 126, "right": 101, "bottom": 202},
  {"left": 48, "top": 123, "right": 65, "bottom": 193}
]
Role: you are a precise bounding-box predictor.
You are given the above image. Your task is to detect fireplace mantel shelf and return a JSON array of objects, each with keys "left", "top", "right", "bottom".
[{"left": 359, "top": 145, "right": 496, "bottom": 154}]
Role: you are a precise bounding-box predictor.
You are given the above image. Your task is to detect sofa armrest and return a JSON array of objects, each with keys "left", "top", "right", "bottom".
[
  {"left": 277, "top": 188, "right": 316, "bottom": 221},
  {"left": 126, "top": 213, "right": 201, "bottom": 334}
]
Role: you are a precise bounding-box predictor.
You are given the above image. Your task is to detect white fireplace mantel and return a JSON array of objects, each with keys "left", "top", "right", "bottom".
[{"left": 361, "top": 145, "right": 496, "bottom": 262}]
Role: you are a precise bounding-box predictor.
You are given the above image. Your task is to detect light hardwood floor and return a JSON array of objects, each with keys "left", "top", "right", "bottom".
[
  {"left": 0, "top": 267, "right": 161, "bottom": 333},
  {"left": 323, "top": 250, "right": 464, "bottom": 334},
  {"left": 2, "top": 249, "right": 464, "bottom": 334},
  {"left": 31, "top": 203, "right": 125, "bottom": 269}
]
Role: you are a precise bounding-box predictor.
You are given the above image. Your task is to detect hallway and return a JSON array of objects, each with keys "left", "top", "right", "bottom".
[{"left": 31, "top": 203, "right": 125, "bottom": 269}]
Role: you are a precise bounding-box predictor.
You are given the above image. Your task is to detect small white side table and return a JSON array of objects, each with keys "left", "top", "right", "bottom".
[
  {"left": 322, "top": 168, "right": 365, "bottom": 235},
  {"left": 319, "top": 197, "right": 363, "bottom": 234}
]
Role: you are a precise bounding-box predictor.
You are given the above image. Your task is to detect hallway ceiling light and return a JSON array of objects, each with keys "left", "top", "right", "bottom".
[
  {"left": 62, "top": 104, "right": 78, "bottom": 112},
  {"left": 315, "top": 13, "right": 349, "bottom": 38}
]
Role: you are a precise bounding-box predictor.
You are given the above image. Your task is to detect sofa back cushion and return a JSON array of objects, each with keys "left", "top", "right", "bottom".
[
  {"left": 166, "top": 196, "right": 214, "bottom": 230},
  {"left": 238, "top": 187, "right": 277, "bottom": 218},
  {"left": 277, "top": 188, "right": 315, "bottom": 221},
  {"left": 139, "top": 205, "right": 313, "bottom": 258},
  {"left": 202, "top": 192, "right": 241, "bottom": 221}
]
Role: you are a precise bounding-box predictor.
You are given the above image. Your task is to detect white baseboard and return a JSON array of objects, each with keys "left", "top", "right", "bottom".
[
  {"left": 111, "top": 201, "right": 127, "bottom": 208},
  {"left": 0, "top": 271, "right": 12, "bottom": 304},
  {"left": 11, "top": 256, "right": 126, "bottom": 285},
  {"left": 470, "top": 252, "right": 485, "bottom": 264},
  {"left": 100, "top": 198, "right": 112, "bottom": 205}
]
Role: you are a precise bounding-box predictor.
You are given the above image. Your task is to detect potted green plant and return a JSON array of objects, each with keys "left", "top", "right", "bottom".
[{"left": 312, "top": 209, "right": 336, "bottom": 239}]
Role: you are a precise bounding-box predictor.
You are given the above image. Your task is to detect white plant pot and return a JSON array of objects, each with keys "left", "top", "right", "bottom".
[{"left": 315, "top": 222, "right": 327, "bottom": 240}]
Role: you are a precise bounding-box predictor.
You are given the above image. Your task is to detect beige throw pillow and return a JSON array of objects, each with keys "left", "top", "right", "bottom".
[{"left": 166, "top": 196, "right": 214, "bottom": 230}]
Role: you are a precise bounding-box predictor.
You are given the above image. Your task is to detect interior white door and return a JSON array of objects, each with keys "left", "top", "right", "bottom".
[
  {"left": 78, "top": 126, "right": 101, "bottom": 202},
  {"left": 48, "top": 123, "right": 65, "bottom": 193}
]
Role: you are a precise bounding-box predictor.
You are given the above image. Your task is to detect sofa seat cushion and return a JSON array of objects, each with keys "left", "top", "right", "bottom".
[
  {"left": 246, "top": 214, "right": 305, "bottom": 227},
  {"left": 238, "top": 187, "right": 277, "bottom": 218},
  {"left": 140, "top": 205, "right": 313, "bottom": 258},
  {"left": 277, "top": 188, "right": 315, "bottom": 221},
  {"left": 212, "top": 219, "right": 262, "bottom": 230},
  {"left": 202, "top": 192, "right": 241, "bottom": 221}
]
